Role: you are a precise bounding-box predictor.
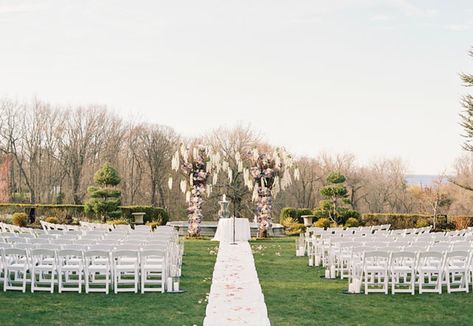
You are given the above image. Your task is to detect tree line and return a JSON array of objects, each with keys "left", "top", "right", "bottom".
[{"left": 1, "top": 98, "right": 473, "bottom": 221}]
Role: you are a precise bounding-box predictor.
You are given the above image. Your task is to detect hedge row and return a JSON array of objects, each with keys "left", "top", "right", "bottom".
[
  {"left": 121, "top": 206, "right": 169, "bottom": 224},
  {"left": 0, "top": 203, "right": 169, "bottom": 225},
  {"left": 362, "top": 213, "right": 448, "bottom": 230}
]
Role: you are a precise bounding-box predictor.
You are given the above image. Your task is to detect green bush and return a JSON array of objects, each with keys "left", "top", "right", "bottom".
[
  {"left": 415, "top": 218, "right": 430, "bottom": 228},
  {"left": 345, "top": 217, "right": 360, "bottom": 228},
  {"left": 280, "top": 217, "right": 305, "bottom": 235},
  {"left": 279, "top": 207, "right": 313, "bottom": 224},
  {"left": 12, "top": 212, "right": 28, "bottom": 227},
  {"left": 121, "top": 206, "right": 170, "bottom": 225},
  {"left": 45, "top": 216, "right": 60, "bottom": 224},
  {"left": 314, "top": 218, "right": 331, "bottom": 228}
]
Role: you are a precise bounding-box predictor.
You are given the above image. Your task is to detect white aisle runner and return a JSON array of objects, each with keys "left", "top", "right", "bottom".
[{"left": 203, "top": 241, "right": 271, "bottom": 326}]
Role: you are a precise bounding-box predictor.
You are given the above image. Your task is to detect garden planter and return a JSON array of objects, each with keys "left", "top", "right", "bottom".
[{"left": 302, "top": 215, "right": 313, "bottom": 227}]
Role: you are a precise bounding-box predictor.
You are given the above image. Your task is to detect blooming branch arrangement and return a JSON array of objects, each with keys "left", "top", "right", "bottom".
[
  {"left": 169, "top": 144, "right": 221, "bottom": 237},
  {"left": 246, "top": 148, "right": 299, "bottom": 238}
]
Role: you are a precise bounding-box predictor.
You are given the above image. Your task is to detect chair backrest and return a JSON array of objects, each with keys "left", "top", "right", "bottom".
[
  {"left": 93, "top": 244, "right": 115, "bottom": 251},
  {"left": 141, "top": 250, "right": 166, "bottom": 262},
  {"left": 13, "top": 243, "right": 32, "bottom": 250},
  {"left": 84, "top": 250, "right": 110, "bottom": 265},
  {"left": 446, "top": 250, "right": 469, "bottom": 259},
  {"left": 62, "top": 244, "right": 89, "bottom": 251},
  {"left": 4, "top": 248, "right": 28, "bottom": 256},
  {"left": 112, "top": 250, "right": 139, "bottom": 259},
  {"left": 363, "top": 250, "right": 390, "bottom": 268},
  {"left": 34, "top": 244, "right": 59, "bottom": 250},
  {"left": 391, "top": 251, "right": 416, "bottom": 259},
  {"left": 58, "top": 249, "right": 84, "bottom": 259},
  {"left": 31, "top": 248, "right": 56, "bottom": 257}
]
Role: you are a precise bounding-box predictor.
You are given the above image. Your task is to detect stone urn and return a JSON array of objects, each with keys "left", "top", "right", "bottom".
[{"left": 302, "top": 215, "right": 313, "bottom": 227}]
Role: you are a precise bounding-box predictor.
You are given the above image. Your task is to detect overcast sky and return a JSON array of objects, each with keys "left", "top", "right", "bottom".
[{"left": 0, "top": 0, "right": 472, "bottom": 174}]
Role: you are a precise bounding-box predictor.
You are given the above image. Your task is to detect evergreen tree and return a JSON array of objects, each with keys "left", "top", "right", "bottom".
[
  {"left": 314, "top": 172, "right": 359, "bottom": 225},
  {"left": 84, "top": 163, "right": 122, "bottom": 221}
]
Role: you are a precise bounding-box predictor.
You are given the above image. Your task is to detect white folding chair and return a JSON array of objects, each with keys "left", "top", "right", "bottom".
[
  {"left": 445, "top": 251, "right": 470, "bottom": 293},
  {"left": 390, "top": 251, "right": 416, "bottom": 295},
  {"left": 112, "top": 250, "right": 139, "bottom": 293},
  {"left": 140, "top": 250, "right": 166, "bottom": 293},
  {"left": 362, "top": 251, "right": 389, "bottom": 294},
  {"left": 30, "top": 249, "right": 57, "bottom": 293},
  {"left": 84, "top": 250, "right": 111, "bottom": 294},
  {"left": 57, "top": 249, "right": 84, "bottom": 293},
  {"left": 3, "top": 248, "right": 29, "bottom": 292},
  {"left": 418, "top": 251, "right": 445, "bottom": 294}
]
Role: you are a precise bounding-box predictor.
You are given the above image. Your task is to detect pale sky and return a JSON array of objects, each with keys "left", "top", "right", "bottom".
[{"left": 0, "top": 0, "right": 472, "bottom": 174}]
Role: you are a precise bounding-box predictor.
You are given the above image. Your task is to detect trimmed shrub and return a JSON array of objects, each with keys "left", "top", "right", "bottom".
[
  {"left": 0, "top": 203, "right": 86, "bottom": 219},
  {"left": 45, "top": 216, "right": 60, "bottom": 224},
  {"left": 279, "top": 207, "right": 313, "bottom": 224},
  {"left": 314, "top": 218, "right": 331, "bottom": 228},
  {"left": 12, "top": 212, "right": 27, "bottom": 227},
  {"left": 362, "top": 213, "right": 432, "bottom": 229},
  {"left": 121, "top": 206, "right": 170, "bottom": 225},
  {"left": 345, "top": 217, "right": 360, "bottom": 228},
  {"left": 415, "top": 218, "right": 430, "bottom": 228},
  {"left": 0, "top": 203, "right": 170, "bottom": 224},
  {"left": 281, "top": 217, "right": 305, "bottom": 235}
]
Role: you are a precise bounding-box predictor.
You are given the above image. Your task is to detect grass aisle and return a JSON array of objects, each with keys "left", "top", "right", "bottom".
[
  {"left": 0, "top": 240, "right": 217, "bottom": 326},
  {"left": 253, "top": 238, "right": 473, "bottom": 326}
]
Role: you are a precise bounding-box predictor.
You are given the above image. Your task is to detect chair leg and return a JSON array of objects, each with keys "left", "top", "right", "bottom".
[
  {"left": 50, "top": 271, "right": 55, "bottom": 294},
  {"left": 31, "top": 269, "right": 35, "bottom": 293},
  {"left": 3, "top": 269, "right": 7, "bottom": 292}
]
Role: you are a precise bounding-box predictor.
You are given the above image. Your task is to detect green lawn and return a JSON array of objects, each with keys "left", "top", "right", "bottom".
[
  {"left": 4, "top": 238, "right": 473, "bottom": 326},
  {"left": 0, "top": 240, "right": 217, "bottom": 326},
  {"left": 253, "top": 237, "right": 473, "bottom": 326}
]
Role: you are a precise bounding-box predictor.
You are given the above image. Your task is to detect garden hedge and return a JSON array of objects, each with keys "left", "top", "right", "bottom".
[
  {"left": 361, "top": 213, "right": 448, "bottom": 229},
  {"left": 0, "top": 203, "right": 169, "bottom": 225}
]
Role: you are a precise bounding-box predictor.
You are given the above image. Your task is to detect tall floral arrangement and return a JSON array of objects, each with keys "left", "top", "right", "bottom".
[
  {"left": 169, "top": 144, "right": 221, "bottom": 237},
  {"left": 245, "top": 148, "right": 299, "bottom": 238}
]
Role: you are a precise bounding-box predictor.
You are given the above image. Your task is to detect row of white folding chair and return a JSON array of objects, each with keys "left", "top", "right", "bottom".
[
  {"left": 358, "top": 250, "right": 472, "bottom": 295},
  {"left": 1, "top": 248, "right": 167, "bottom": 294}
]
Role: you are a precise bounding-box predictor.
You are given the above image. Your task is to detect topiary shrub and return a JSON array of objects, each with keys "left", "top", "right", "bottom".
[
  {"left": 12, "top": 212, "right": 27, "bottom": 227},
  {"left": 314, "top": 217, "right": 331, "bottom": 228},
  {"left": 415, "top": 218, "right": 430, "bottom": 228},
  {"left": 345, "top": 217, "right": 360, "bottom": 228},
  {"left": 45, "top": 216, "right": 60, "bottom": 224},
  {"left": 279, "top": 207, "right": 314, "bottom": 224},
  {"left": 84, "top": 163, "right": 122, "bottom": 221}
]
